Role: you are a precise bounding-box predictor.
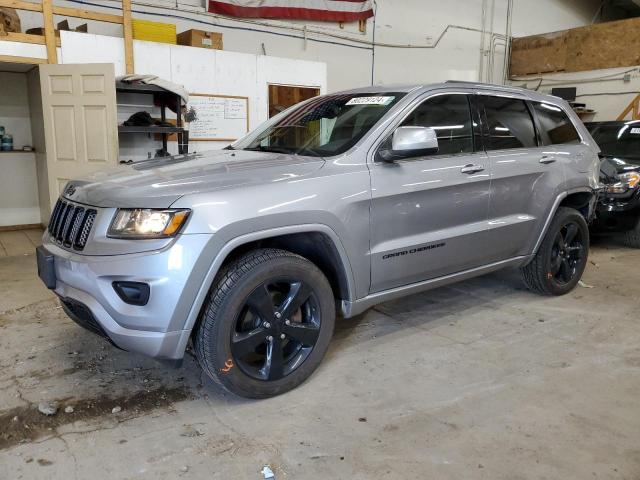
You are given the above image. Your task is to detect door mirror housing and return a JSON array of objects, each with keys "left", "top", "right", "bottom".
[{"left": 379, "top": 126, "right": 439, "bottom": 162}]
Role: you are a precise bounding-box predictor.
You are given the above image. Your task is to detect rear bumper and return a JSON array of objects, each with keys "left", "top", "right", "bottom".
[{"left": 38, "top": 233, "right": 214, "bottom": 361}]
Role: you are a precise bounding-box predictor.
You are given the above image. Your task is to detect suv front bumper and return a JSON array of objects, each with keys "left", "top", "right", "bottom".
[
  {"left": 592, "top": 191, "right": 640, "bottom": 233},
  {"left": 37, "top": 233, "right": 213, "bottom": 361}
]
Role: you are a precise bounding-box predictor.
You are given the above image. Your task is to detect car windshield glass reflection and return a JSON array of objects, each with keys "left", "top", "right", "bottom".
[
  {"left": 233, "top": 93, "right": 406, "bottom": 157},
  {"left": 589, "top": 124, "right": 640, "bottom": 160}
]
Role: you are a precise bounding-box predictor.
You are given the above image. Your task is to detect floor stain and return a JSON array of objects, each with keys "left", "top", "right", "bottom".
[{"left": 0, "top": 386, "right": 193, "bottom": 450}]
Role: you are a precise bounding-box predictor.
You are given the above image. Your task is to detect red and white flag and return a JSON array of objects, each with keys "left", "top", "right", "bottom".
[{"left": 208, "top": 0, "right": 374, "bottom": 22}]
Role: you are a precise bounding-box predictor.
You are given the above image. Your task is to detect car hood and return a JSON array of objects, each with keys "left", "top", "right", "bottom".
[
  {"left": 600, "top": 155, "right": 640, "bottom": 178},
  {"left": 63, "top": 150, "right": 326, "bottom": 208}
]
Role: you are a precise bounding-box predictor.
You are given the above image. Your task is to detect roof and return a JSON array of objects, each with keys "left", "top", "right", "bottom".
[{"left": 333, "top": 82, "right": 564, "bottom": 103}]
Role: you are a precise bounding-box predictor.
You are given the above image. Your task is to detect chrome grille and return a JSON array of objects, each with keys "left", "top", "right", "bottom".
[{"left": 47, "top": 199, "right": 97, "bottom": 251}]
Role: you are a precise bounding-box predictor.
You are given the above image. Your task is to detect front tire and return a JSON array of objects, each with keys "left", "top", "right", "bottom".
[
  {"left": 194, "top": 249, "right": 335, "bottom": 399},
  {"left": 521, "top": 207, "right": 589, "bottom": 296},
  {"left": 622, "top": 217, "right": 640, "bottom": 248}
]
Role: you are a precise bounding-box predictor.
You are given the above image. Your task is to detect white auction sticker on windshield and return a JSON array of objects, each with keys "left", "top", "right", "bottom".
[
  {"left": 631, "top": 127, "right": 640, "bottom": 134},
  {"left": 346, "top": 96, "right": 395, "bottom": 106}
]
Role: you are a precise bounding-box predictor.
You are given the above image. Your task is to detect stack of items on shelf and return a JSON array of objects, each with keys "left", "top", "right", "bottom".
[
  {"left": 0, "top": 126, "right": 12, "bottom": 152},
  {"left": 0, "top": 126, "right": 32, "bottom": 152}
]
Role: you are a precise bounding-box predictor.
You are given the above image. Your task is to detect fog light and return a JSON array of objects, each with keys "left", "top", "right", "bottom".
[{"left": 113, "top": 281, "right": 150, "bottom": 306}]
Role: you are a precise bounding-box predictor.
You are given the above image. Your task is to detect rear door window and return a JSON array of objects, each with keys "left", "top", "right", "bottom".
[
  {"left": 400, "top": 94, "right": 474, "bottom": 156},
  {"left": 532, "top": 102, "right": 581, "bottom": 145},
  {"left": 482, "top": 96, "right": 537, "bottom": 150}
]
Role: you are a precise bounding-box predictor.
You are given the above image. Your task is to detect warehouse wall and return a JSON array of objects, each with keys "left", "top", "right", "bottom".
[
  {"left": 13, "top": 0, "right": 602, "bottom": 92},
  {"left": 370, "top": 0, "right": 601, "bottom": 86},
  {"left": 512, "top": 66, "right": 640, "bottom": 121}
]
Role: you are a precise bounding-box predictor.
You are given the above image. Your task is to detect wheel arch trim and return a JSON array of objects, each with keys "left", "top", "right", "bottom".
[
  {"left": 532, "top": 187, "right": 596, "bottom": 255},
  {"left": 180, "top": 223, "right": 357, "bottom": 333}
]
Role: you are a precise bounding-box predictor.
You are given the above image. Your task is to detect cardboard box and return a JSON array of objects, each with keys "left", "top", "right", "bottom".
[
  {"left": 26, "top": 21, "right": 87, "bottom": 37},
  {"left": 177, "top": 29, "right": 223, "bottom": 50},
  {"left": 132, "top": 19, "right": 176, "bottom": 44}
]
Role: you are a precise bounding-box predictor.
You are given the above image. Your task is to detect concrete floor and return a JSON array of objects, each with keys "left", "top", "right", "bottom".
[
  {"left": 0, "top": 229, "right": 43, "bottom": 257},
  {"left": 1, "top": 234, "right": 639, "bottom": 479}
]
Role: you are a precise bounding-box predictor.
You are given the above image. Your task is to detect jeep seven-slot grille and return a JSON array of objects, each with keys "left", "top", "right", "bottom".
[{"left": 48, "top": 199, "right": 97, "bottom": 251}]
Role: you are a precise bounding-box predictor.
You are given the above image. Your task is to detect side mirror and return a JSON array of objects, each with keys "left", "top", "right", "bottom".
[{"left": 379, "top": 126, "right": 439, "bottom": 162}]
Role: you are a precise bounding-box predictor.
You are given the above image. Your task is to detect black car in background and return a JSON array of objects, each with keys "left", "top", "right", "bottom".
[{"left": 586, "top": 121, "right": 640, "bottom": 247}]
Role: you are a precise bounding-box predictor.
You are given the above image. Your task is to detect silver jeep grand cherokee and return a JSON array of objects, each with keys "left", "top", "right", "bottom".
[{"left": 37, "top": 83, "right": 600, "bottom": 398}]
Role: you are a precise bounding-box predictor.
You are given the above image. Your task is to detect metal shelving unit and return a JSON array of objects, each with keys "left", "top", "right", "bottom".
[{"left": 116, "top": 81, "right": 187, "bottom": 155}]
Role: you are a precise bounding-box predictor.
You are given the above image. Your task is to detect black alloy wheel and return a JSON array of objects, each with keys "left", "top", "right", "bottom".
[
  {"left": 521, "top": 207, "right": 590, "bottom": 296},
  {"left": 232, "top": 280, "right": 321, "bottom": 381},
  {"left": 549, "top": 221, "right": 586, "bottom": 286},
  {"left": 194, "top": 249, "right": 335, "bottom": 398}
]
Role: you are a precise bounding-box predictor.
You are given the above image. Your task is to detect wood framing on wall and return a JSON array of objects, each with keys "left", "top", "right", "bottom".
[
  {"left": 510, "top": 16, "right": 640, "bottom": 77},
  {"left": 0, "top": 0, "right": 134, "bottom": 73}
]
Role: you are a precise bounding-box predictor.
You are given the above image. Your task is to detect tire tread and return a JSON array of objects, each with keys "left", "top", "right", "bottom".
[
  {"left": 521, "top": 207, "right": 589, "bottom": 296},
  {"left": 623, "top": 220, "right": 640, "bottom": 248},
  {"left": 194, "top": 248, "right": 332, "bottom": 398}
]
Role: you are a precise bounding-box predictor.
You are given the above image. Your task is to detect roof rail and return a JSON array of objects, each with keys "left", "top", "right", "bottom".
[{"left": 444, "top": 80, "right": 529, "bottom": 92}]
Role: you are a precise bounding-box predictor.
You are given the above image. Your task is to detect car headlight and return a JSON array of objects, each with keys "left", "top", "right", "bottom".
[
  {"left": 108, "top": 209, "right": 190, "bottom": 239},
  {"left": 604, "top": 172, "right": 640, "bottom": 194}
]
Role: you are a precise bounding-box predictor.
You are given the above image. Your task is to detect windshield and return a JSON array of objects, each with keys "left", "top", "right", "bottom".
[
  {"left": 232, "top": 92, "right": 407, "bottom": 157},
  {"left": 588, "top": 123, "right": 640, "bottom": 160}
]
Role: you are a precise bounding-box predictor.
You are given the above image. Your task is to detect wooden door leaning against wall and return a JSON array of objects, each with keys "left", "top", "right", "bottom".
[{"left": 39, "top": 63, "right": 119, "bottom": 220}]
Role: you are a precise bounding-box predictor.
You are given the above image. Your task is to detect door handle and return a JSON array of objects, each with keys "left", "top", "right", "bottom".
[
  {"left": 540, "top": 156, "right": 557, "bottom": 164},
  {"left": 461, "top": 164, "right": 485, "bottom": 174}
]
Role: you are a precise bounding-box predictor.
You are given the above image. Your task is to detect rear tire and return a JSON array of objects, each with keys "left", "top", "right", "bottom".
[
  {"left": 622, "top": 218, "right": 640, "bottom": 248},
  {"left": 194, "top": 248, "right": 335, "bottom": 399},
  {"left": 521, "top": 207, "right": 589, "bottom": 296}
]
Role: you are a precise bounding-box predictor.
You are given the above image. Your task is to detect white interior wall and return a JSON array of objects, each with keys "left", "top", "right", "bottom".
[
  {"left": 0, "top": 41, "right": 46, "bottom": 60},
  {"left": 0, "top": 152, "right": 40, "bottom": 226},
  {"left": 8, "top": 0, "right": 602, "bottom": 92},
  {"left": 374, "top": 0, "right": 602, "bottom": 86},
  {"left": 0, "top": 72, "right": 40, "bottom": 226}
]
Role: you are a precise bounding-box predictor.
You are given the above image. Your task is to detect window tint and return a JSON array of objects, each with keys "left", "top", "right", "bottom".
[
  {"left": 400, "top": 94, "right": 474, "bottom": 155},
  {"left": 533, "top": 102, "right": 581, "bottom": 145},
  {"left": 483, "top": 96, "right": 537, "bottom": 150},
  {"left": 588, "top": 123, "right": 640, "bottom": 160}
]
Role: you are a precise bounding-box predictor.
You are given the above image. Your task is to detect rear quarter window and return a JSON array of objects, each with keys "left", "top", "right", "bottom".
[{"left": 532, "top": 102, "right": 581, "bottom": 145}]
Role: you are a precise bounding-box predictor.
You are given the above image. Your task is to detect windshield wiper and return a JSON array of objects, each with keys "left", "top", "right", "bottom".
[
  {"left": 295, "top": 147, "right": 323, "bottom": 157},
  {"left": 243, "top": 145, "right": 295, "bottom": 154},
  {"left": 243, "top": 145, "right": 324, "bottom": 157}
]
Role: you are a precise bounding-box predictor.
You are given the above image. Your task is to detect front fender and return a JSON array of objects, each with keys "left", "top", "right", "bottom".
[{"left": 173, "top": 223, "right": 357, "bottom": 334}]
